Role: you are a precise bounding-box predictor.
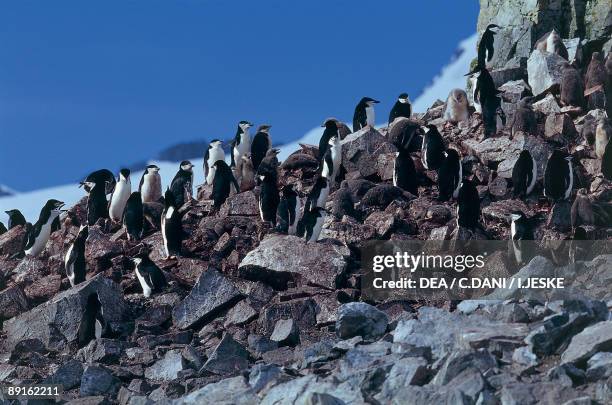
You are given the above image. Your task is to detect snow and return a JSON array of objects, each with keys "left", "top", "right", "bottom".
[{"left": 0, "top": 34, "right": 477, "bottom": 224}]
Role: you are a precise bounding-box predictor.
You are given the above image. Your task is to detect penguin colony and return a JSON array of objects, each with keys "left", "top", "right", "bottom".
[{"left": 2, "top": 23, "right": 612, "bottom": 301}]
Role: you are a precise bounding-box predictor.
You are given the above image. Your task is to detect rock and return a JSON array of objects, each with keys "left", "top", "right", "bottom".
[
  {"left": 561, "top": 321, "right": 612, "bottom": 365},
  {"left": 364, "top": 211, "right": 397, "bottom": 237},
  {"left": 84, "top": 225, "right": 122, "bottom": 272},
  {"left": 172, "top": 268, "right": 242, "bottom": 330},
  {"left": 563, "top": 38, "right": 582, "bottom": 65},
  {"left": 0, "top": 285, "right": 29, "bottom": 322},
  {"left": 335, "top": 302, "right": 389, "bottom": 340},
  {"left": 320, "top": 217, "right": 377, "bottom": 246},
  {"left": 247, "top": 334, "right": 278, "bottom": 356},
  {"left": 259, "top": 297, "right": 318, "bottom": 335},
  {"left": 361, "top": 184, "right": 409, "bottom": 209},
  {"left": 532, "top": 94, "right": 561, "bottom": 115},
  {"left": 488, "top": 176, "right": 508, "bottom": 198},
  {"left": 270, "top": 318, "right": 299, "bottom": 346},
  {"left": 24, "top": 273, "right": 62, "bottom": 302},
  {"left": 202, "top": 333, "right": 249, "bottom": 375},
  {"left": 238, "top": 235, "right": 349, "bottom": 290},
  {"left": 547, "top": 363, "right": 586, "bottom": 387},
  {"left": 144, "top": 349, "right": 187, "bottom": 382},
  {"left": 223, "top": 300, "right": 257, "bottom": 327},
  {"left": 341, "top": 127, "right": 396, "bottom": 178},
  {"left": 432, "top": 349, "right": 497, "bottom": 385},
  {"left": 172, "top": 376, "right": 258, "bottom": 405},
  {"left": 219, "top": 191, "right": 259, "bottom": 217},
  {"left": 586, "top": 352, "right": 612, "bottom": 381},
  {"left": 80, "top": 365, "right": 121, "bottom": 397},
  {"left": 3, "top": 275, "right": 127, "bottom": 350},
  {"left": 261, "top": 374, "right": 364, "bottom": 404},
  {"left": 43, "top": 359, "right": 84, "bottom": 390},
  {"left": 0, "top": 225, "right": 25, "bottom": 256},
  {"left": 527, "top": 50, "right": 567, "bottom": 95},
  {"left": 376, "top": 357, "right": 430, "bottom": 399},
  {"left": 377, "top": 152, "right": 396, "bottom": 181},
  {"left": 249, "top": 363, "right": 288, "bottom": 393},
  {"left": 482, "top": 199, "right": 533, "bottom": 223},
  {"left": 77, "top": 338, "right": 126, "bottom": 364},
  {"left": 545, "top": 113, "right": 577, "bottom": 143},
  {"left": 513, "top": 346, "right": 539, "bottom": 367}
]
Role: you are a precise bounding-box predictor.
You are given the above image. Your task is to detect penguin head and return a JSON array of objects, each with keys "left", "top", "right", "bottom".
[
  {"left": 361, "top": 97, "right": 380, "bottom": 107},
  {"left": 180, "top": 160, "right": 194, "bottom": 172},
  {"left": 265, "top": 148, "right": 281, "bottom": 158},
  {"left": 46, "top": 199, "right": 65, "bottom": 213},
  {"left": 321, "top": 117, "right": 341, "bottom": 129},
  {"left": 486, "top": 24, "right": 501, "bottom": 33},
  {"left": 119, "top": 169, "right": 131, "bottom": 181},
  {"left": 398, "top": 93, "right": 410, "bottom": 103},
  {"left": 209, "top": 139, "right": 223, "bottom": 149},
  {"left": 5, "top": 209, "right": 21, "bottom": 218},
  {"left": 80, "top": 181, "right": 97, "bottom": 191},
  {"left": 257, "top": 125, "right": 272, "bottom": 134},
  {"left": 239, "top": 121, "right": 253, "bottom": 131},
  {"left": 213, "top": 160, "right": 228, "bottom": 170},
  {"left": 146, "top": 165, "right": 160, "bottom": 174}
]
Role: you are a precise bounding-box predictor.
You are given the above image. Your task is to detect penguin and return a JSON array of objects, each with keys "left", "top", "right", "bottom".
[
  {"left": 393, "top": 147, "right": 418, "bottom": 196},
  {"left": 534, "top": 29, "right": 568, "bottom": 59},
  {"left": 585, "top": 52, "right": 606, "bottom": 90},
  {"left": 24, "top": 199, "right": 64, "bottom": 257},
  {"left": 258, "top": 172, "right": 280, "bottom": 224},
  {"left": 602, "top": 139, "right": 612, "bottom": 180},
  {"left": 331, "top": 182, "right": 356, "bottom": 219},
  {"left": 304, "top": 176, "right": 330, "bottom": 213},
  {"left": 470, "top": 66, "right": 503, "bottom": 137},
  {"left": 82, "top": 169, "right": 116, "bottom": 195},
  {"left": 510, "top": 97, "right": 537, "bottom": 138},
  {"left": 132, "top": 253, "right": 167, "bottom": 298},
  {"left": 108, "top": 169, "right": 131, "bottom": 223},
  {"left": 388, "top": 93, "right": 412, "bottom": 124},
  {"left": 64, "top": 225, "right": 88, "bottom": 287},
  {"left": 595, "top": 117, "right": 611, "bottom": 159},
  {"left": 456, "top": 179, "right": 480, "bottom": 229},
  {"left": 352, "top": 97, "right": 380, "bottom": 132},
  {"left": 161, "top": 188, "right": 183, "bottom": 259},
  {"left": 560, "top": 62, "right": 585, "bottom": 108},
  {"left": 81, "top": 179, "right": 109, "bottom": 226},
  {"left": 170, "top": 160, "right": 194, "bottom": 208},
  {"left": 276, "top": 184, "right": 300, "bottom": 235},
  {"left": 318, "top": 118, "right": 341, "bottom": 161},
  {"left": 123, "top": 192, "right": 144, "bottom": 241},
  {"left": 297, "top": 207, "right": 327, "bottom": 243},
  {"left": 570, "top": 188, "right": 594, "bottom": 228},
  {"left": 437, "top": 149, "right": 462, "bottom": 201},
  {"left": 231, "top": 121, "right": 253, "bottom": 175},
  {"left": 544, "top": 150, "right": 573, "bottom": 201},
  {"left": 205, "top": 140, "right": 225, "bottom": 185},
  {"left": 212, "top": 160, "right": 240, "bottom": 208},
  {"left": 0, "top": 222, "right": 6, "bottom": 235},
  {"left": 443, "top": 89, "right": 470, "bottom": 123},
  {"left": 139, "top": 165, "right": 162, "bottom": 203},
  {"left": 509, "top": 211, "right": 536, "bottom": 266},
  {"left": 5, "top": 209, "right": 26, "bottom": 229},
  {"left": 256, "top": 148, "right": 280, "bottom": 179},
  {"left": 421, "top": 124, "right": 446, "bottom": 170},
  {"left": 240, "top": 153, "right": 256, "bottom": 192},
  {"left": 321, "top": 135, "right": 342, "bottom": 183},
  {"left": 251, "top": 125, "right": 272, "bottom": 172},
  {"left": 477, "top": 24, "right": 501, "bottom": 69},
  {"left": 77, "top": 293, "right": 106, "bottom": 348},
  {"left": 512, "top": 150, "right": 537, "bottom": 198}
]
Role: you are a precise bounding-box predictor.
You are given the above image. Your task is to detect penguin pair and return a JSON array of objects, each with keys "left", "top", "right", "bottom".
[
  {"left": 132, "top": 252, "right": 167, "bottom": 298},
  {"left": 5, "top": 209, "right": 26, "bottom": 229},
  {"left": 170, "top": 160, "right": 194, "bottom": 208},
  {"left": 437, "top": 149, "right": 462, "bottom": 202},
  {"left": 477, "top": 24, "right": 501, "bottom": 69},
  {"left": 109, "top": 169, "right": 131, "bottom": 223},
  {"left": 161, "top": 188, "right": 183, "bottom": 259},
  {"left": 512, "top": 150, "right": 537, "bottom": 198},
  {"left": 231, "top": 121, "right": 253, "bottom": 176},
  {"left": 65, "top": 225, "right": 88, "bottom": 287},
  {"left": 544, "top": 150, "right": 573, "bottom": 201},
  {"left": 24, "top": 199, "right": 65, "bottom": 257},
  {"left": 352, "top": 97, "right": 379, "bottom": 132},
  {"left": 276, "top": 184, "right": 301, "bottom": 235},
  {"left": 205, "top": 140, "right": 225, "bottom": 185},
  {"left": 251, "top": 125, "right": 272, "bottom": 172},
  {"left": 212, "top": 160, "right": 240, "bottom": 208},
  {"left": 139, "top": 165, "right": 162, "bottom": 203},
  {"left": 388, "top": 93, "right": 411, "bottom": 124}
]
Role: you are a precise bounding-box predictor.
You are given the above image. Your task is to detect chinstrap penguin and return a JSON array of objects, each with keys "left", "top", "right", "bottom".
[
  {"left": 353, "top": 97, "right": 379, "bottom": 132},
  {"left": 170, "top": 160, "right": 194, "bottom": 208},
  {"left": 509, "top": 211, "right": 536, "bottom": 266},
  {"left": 477, "top": 24, "right": 501, "bottom": 69},
  {"left": 512, "top": 150, "right": 537, "bottom": 198},
  {"left": 161, "top": 188, "right": 183, "bottom": 259},
  {"left": 65, "top": 225, "right": 88, "bottom": 287},
  {"left": 5, "top": 209, "right": 26, "bottom": 229},
  {"left": 421, "top": 124, "right": 446, "bottom": 170},
  {"left": 251, "top": 125, "right": 272, "bottom": 172},
  {"left": 123, "top": 192, "right": 144, "bottom": 241},
  {"left": 388, "top": 93, "right": 411, "bottom": 124},
  {"left": 304, "top": 176, "right": 330, "bottom": 212},
  {"left": 457, "top": 179, "right": 480, "bottom": 229},
  {"left": 81, "top": 179, "right": 109, "bottom": 226},
  {"left": 321, "top": 135, "right": 342, "bottom": 184},
  {"left": 318, "top": 118, "right": 341, "bottom": 162},
  {"left": 24, "top": 199, "right": 64, "bottom": 257},
  {"left": 231, "top": 121, "right": 253, "bottom": 175},
  {"left": 205, "top": 140, "right": 225, "bottom": 185},
  {"left": 437, "top": 149, "right": 462, "bottom": 201},
  {"left": 544, "top": 150, "right": 573, "bottom": 201},
  {"left": 276, "top": 184, "right": 300, "bottom": 235},
  {"left": 212, "top": 160, "right": 240, "bottom": 208},
  {"left": 393, "top": 147, "right": 418, "bottom": 196},
  {"left": 258, "top": 172, "right": 280, "bottom": 225},
  {"left": 132, "top": 253, "right": 167, "bottom": 298},
  {"left": 298, "top": 207, "right": 327, "bottom": 243},
  {"left": 443, "top": 89, "right": 470, "bottom": 123},
  {"left": 83, "top": 169, "right": 116, "bottom": 195}
]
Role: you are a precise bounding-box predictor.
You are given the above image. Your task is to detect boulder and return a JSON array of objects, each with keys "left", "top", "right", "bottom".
[
  {"left": 269, "top": 318, "right": 299, "bottom": 346},
  {"left": 80, "top": 365, "right": 121, "bottom": 397},
  {"left": 527, "top": 50, "right": 566, "bottom": 95},
  {"left": 223, "top": 300, "right": 258, "bottom": 327},
  {"left": 545, "top": 113, "right": 577, "bottom": 143},
  {"left": 532, "top": 94, "right": 561, "bottom": 115},
  {"left": 561, "top": 321, "right": 612, "bottom": 365},
  {"left": 76, "top": 338, "right": 127, "bottom": 364},
  {"left": 0, "top": 225, "right": 25, "bottom": 256},
  {"left": 43, "top": 359, "right": 84, "bottom": 390},
  {"left": 172, "top": 376, "right": 258, "bottom": 405},
  {"left": 0, "top": 285, "right": 29, "bottom": 322},
  {"left": 219, "top": 191, "right": 259, "bottom": 217},
  {"left": 341, "top": 127, "right": 396, "bottom": 178},
  {"left": 144, "top": 349, "right": 188, "bottom": 382},
  {"left": 202, "top": 333, "right": 250, "bottom": 375},
  {"left": 335, "top": 302, "right": 389, "bottom": 340}
]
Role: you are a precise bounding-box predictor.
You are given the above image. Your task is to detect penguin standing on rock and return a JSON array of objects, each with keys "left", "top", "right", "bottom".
[
  {"left": 509, "top": 211, "right": 536, "bottom": 266},
  {"left": 437, "top": 149, "right": 462, "bottom": 201},
  {"left": 388, "top": 93, "right": 412, "bottom": 124},
  {"left": 161, "top": 188, "right": 182, "bottom": 259},
  {"left": 393, "top": 147, "right": 418, "bottom": 196},
  {"left": 276, "top": 184, "right": 300, "bottom": 235},
  {"left": 544, "top": 150, "right": 573, "bottom": 201},
  {"left": 123, "top": 192, "right": 144, "bottom": 241},
  {"left": 231, "top": 121, "right": 253, "bottom": 175},
  {"left": 470, "top": 66, "right": 504, "bottom": 137},
  {"left": 512, "top": 150, "right": 537, "bottom": 198},
  {"left": 83, "top": 169, "right": 116, "bottom": 195},
  {"left": 64, "top": 225, "right": 88, "bottom": 287},
  {"left": 212, "top": 160, "right": 240, "bottom": 208},
  {"left": 443, "top": 89, "right": 470, "bottom": 123},
  {"left": 258, "top": 172, "right": 280, "bottom": 225},
  {"left": 132, "top": 253, "right": 167, "bottom": 298},
  {"left": 457, "top": 179, "right": 480, "bottom": 229},
  {"left": 352, "top": 97, "right": 379, "bottom": 132},
  {"left": 139, "top": 165, "right": 162, "bottom": 203},
  {"left": 77, "top": 293, "right": 106, "bottom": 347},
  {"left": 318, "top": 118, "right": 341, "bottom": 161},
  {"left": 81, "top": 180, "right": 109, "bottom": 226},
  {"left": 595, "top": 117, "right": 611, "bottom": 159},
  {"left": 477, "top": 24, "right": 501, "bottom": 69},
  {"left": 421, "top": 124, "right": 446, "bottom": 170},
  {"left": 205, "top": 140, "right": 225, "bottom": 185},
  {"left": 298, "top": 207, "right": 327, "bottom": 243},
  {"left": 304, "top": 176, "right": 330, "bottom": 212},
  {"left": 560, "top": 62, "right": 585, "bottom": 108},
  {"left": 321, "top": 135, "right": 342, "bottom": 184},
  {"left": 170, "top": 161, "right": 194, "bottom": 208},
  {"left": 5, "top": 209, "right": 26, "bottom": 229},
  {"left": 240, "top": 153, "right": 256, "bottom": 191},
  {"left": 24, "top": 199, "right": 64, "bottom": 257},
  {"left": 109, "top": 169, "right": 131, "bottom": 223},
  {"left": 251, "top": 125, "right": 272, "bottom": 172}
]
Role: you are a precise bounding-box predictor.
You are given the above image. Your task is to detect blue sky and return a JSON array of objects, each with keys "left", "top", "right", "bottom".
[{"left": 0, "top": 1, "right": 478, "bottom": 191}]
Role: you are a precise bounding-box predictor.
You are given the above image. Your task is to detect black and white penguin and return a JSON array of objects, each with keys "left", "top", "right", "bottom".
[
  {"left": 256, "top": 148, "right": 281, "bottom": 179},
  {"left": 388, "top": 93, "right": 412, "bottom": 124},
  {"left": 81, "top": 179, "right": 109, "bottom": 226},
  {"left": 132, "top": 253, "right": 167, "bottom": 298},
  {"left": 231, "top": 121, "right": 253, "bottom": 175},
  {"left": 212, "top": 160, "right": 240, "bottom": 208},
  {"left": 421, "top": 124, "right": 446, "bottom": 170},
  {"left": 139, "top": 165, "right": 162, "bottom": 203},
  {"left": 258, "top": 172, "right": 280, "bottom": 225},
  {"left": 560, "top": 62, "right": 585, "bottom": 108},
  {"left": 570, "top": 188, "right": 594, "bottom": 228},
  {"left": 24, "top": 199, "right": 64, "bottom": 257},
  {"left": 352, "top": 97, "right": 380, "bottom": 132},
  {"left": 393, "top": 147, "right": 418, "bottom": 196},
  {"left": 457, "top": 179, "right": 480, "bottom": 229},
  {"left": 509, "top": 211, "right": 536, "bottom": 266},
  {"left": 83, "top": 169, "right": 116, "bottom": 195},
  {"left": 477, "top": 24, "right": 501, "bottom": 69},
  {"left": 534, "top": 29, "right": 568, "bottom": 59},
  {"left": 321, "top": 135, "right": 342, "bottom": 183},
  {"left": 544, "top": 150, "right": 573, "bottom": 201},
  {"left": 510, "top": 97, "right": 537, "bottom": 138},
  {"left": 276, "top": 184, "right": 300, "bottom": 235},
  {"left": 109, "top": 169, "right": 131, "bottom": 223},
  {"left": 170, "top": 160, "right": 194, "bottom": 208},
  {"left": 123, "top": 192, "right": 144, "bottom": 241},
  {"left": 251, "top": 125, "right": 272, "bottom": 172},
  {"left": 471, "top": 66, "right": 504, "bottom": 137},
  {"left": 443, "top": 89, "right": 470, "bottom": 123},
  {"left": 240, "top": 153, "right": 256, "bottom": 192},
  {"left": 161, "top": 188, "right": 183, "bottom": 259},
  {"left": 205, "top": 140, "right": 225, "bottom": 185},
  {"left": 595, "top": 117, "right": 611, "bottom": 159},
  {"left": 437, "top": 149, "right": 462, "bottom": 202},
  {"left": 512, "top": 150, "right": 537, "bottom": 198},
  {"left": 64, "top": 225, "right": 88, "bottom": 287},
  {"left": 77, "top": 293, "right": 106, "bottom": 347},
  {"left": 298, "top": 207, "right": 327, "bottom": 243},
  {"left": 304, "top": 176, "right": 330, "bottom": 212},
  {"left": 602, "top": 139, "right": 612, "bottom": 180},
  {"left": 5, "top": 209, "right": 26, "bottom": 229},
  {"left": 318, "top": 118, "right": 341, "bottom": 161}
]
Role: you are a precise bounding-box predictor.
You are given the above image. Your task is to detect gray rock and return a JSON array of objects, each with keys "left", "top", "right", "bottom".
[
  {"left": 77, "top": 338, "right": 127, "bottom": 364},
  {"left": 238, "top": 235, "right": 349, "bottom": 290},
  {"left": 527, "top": 50, "right": 567, "bottom": 95},
  {"left": 80, "top": 365, "right": 121, "bottom": 397},
  {"left": 202, "top": 333, "right": 249, "bottom": 375},
  {"left": 0, "top": 285, "right": 29, "bottom": 322},
  {"left": 261, "top": 375, "right": 364, "bottom": 405},
  {"left": 513, "top": 346, "right": 539, "bottom": 367},
  {"left": 335, "top": 302, "right": 388, "bottom": 340},
  {"left": 586, "top": 352, "right": 612, "bottom": 381},
  {"left": 432, "top": 349, "right": 497, "bottom": 385},
  {"left": 561, "top": 321, "right": 612, "bottom": 365},
  {"left": 341, "top": 127, "right": 396, "bottom": 178},
  {"left": 43, "top": 359, "right": 84, "bottom": 390},
  {"left": 248, "top": 363, "right": 287, "bottom": 393},
  {"left": 144, "top": 349, "right": 187, "bottom": 382},
  {"left": 247, "top": 334, "right": 278, "bottom": 356},
  {"left": 172, "top": 268, "right": 242, "bottom": 330},
  {"left": 223, "top": 300, "right": 257, "bottom": 327},
  {"left": 270, "top": 318, "right": 299, "bottom": 346},
  {"left": 547, "top": 363, "right": 586, "bottom": 387},
  {"left": 376, "top": 357, "right": 430, "bottom": 398},
  {"left": 172, "top": 376, "right": 259, "bottom": 405},
  {"left": 532, "top": 94, "right": 562, "bottom": 115}
]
